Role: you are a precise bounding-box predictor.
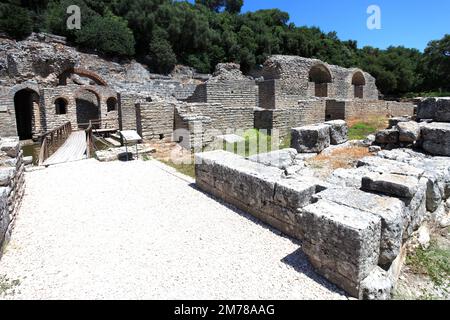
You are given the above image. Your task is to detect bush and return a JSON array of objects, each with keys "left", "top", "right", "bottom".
[
  {"left": 0, "top": 4, "right": 33, "bottom": 39},
  {"left": 75, "top": 13, "right": 135, "bottom": 57}
]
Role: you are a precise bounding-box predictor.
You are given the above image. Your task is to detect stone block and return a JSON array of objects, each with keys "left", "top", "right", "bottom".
[
  {"left": 291, "top": 124, "right": 330, "bottom": 153},
  {"left": 314, "top": 187, "right": 405, "bottom": 267},
  {"left": 0, "top": 137, "right": 20, "bottom": 158},
  {"left": 397, "top": 121, "right": 421, "bottom": 143},
  {"left": 299, "top": 200, "right": 381, "bottom": 298},
  {"left": 375, "top": 129, "right": 399, "bottom": 145},
  {"left": 357, "top": 156, "right": 424, "bottom": 178},
  {"left": 327, "top": 167, "right": 372, "bottom": 188},
  {"left": 388, "top": 117, "right": 409, "bottom": 129},
  {"left": 359, "top": 266, "right": 393, "bottom": 300},
  {"left": 325, "top": 120, "right": 348, "bottom": 145},
  {"left": 417, "top": 98, "right": 437, "bottom": 120},
  {"left": 0, "top": 167, "right": 15, "bottom": 187},
  {"left": 362, "top": 172, "right": 419, "bottom": 199},
  {"left": 273, "top": 178, "right": 318, "bottom": 210},
  {"left": 248, "top": 148, "right": 297, "bottom": 170},
  {"left": 421, "top": 122, "right": 450, "bottom": 156},
  {"left": 435, "top": 98, "right": 450, "bottom": 122}
]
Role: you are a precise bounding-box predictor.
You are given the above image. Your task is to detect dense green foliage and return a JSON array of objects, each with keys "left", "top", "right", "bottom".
[{"left": 0, "top": 0, "right": 448, "bottom": 96}]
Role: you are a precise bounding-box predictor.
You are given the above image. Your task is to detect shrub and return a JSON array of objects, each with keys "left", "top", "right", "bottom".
[{"left": 0, "top": 4, "right": 33, "bottom": 39}]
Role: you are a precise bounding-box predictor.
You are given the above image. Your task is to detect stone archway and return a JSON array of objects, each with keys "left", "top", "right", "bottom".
[
  {"left": 75, "top": 89, "right": 101, "bottom": 129},
  {"left": 352, "top": 71, "right": 366, "bottom": 99},
  {"left": 14, "top": 88, "right": 40, "bottom": 140},
  {"left": 309, "top": 64, "right": 332, "bottom": 97}
]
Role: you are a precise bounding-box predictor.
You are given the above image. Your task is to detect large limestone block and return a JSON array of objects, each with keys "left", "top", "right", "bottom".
[
  {"left": 359, "top": 266, "right": 393, "bottom": 300},
  {"left": 421, "top": 122, "right": 450, "bottom": 156},
  {"left": 248, "top": 148, "right": 297, "bottom": 170},
  {"left": 362, "top": 172, "right": 419, "bottom": 199},
  {"left": 357, "top": 156, "right": 424, "bottom": 178},
  {"left": 0, "top": 167, "right": 16, "bottom": 187},
  {"left": 375, "top": 129, "right": 399, "bottom": 145},
  {"left": 291, "top": 124, "right": 330, "bottom": 153},
  {"left": 0, "top": 137, "right": 20, "bottom": 158},
  {"left": 325, "top": 120, "right": 348, "bottom": 145},
  {"left": 314, "top": 188, "right": 405, "bottom": 267},
  {"left": 388, "top": 117, "right": 410, "bottom": 129},
  {"left": 397, "top": 121, "right": 421, "bottom": 143},
  {"left": 299, "top": 200, "right": 381, "bottom": 298},
  {"left": 327, "top": 167, "right": 372, "bottom": 188},
  {"left": 435, "top": 98, "right": 450, "bottom": 122},
  {"left": 402, "top": 177, "right": 428, "bottom": 239},
  {"left": 417, "top": 98, "right": 437, "bottom": 120},
  {"left": 273, "top": 178, "right": 318, "bottom": 210}
]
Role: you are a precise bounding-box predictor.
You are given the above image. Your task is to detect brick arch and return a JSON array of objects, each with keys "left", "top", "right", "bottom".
[
  {"left": 74, "top": 86, "right": 102, "bottom": 101},
  {"left": 351, "top": 70, "right": 366, "bottom": 86},
  {"left": 309, "top": 64, "right": 333, "bottom": 83},
  {"left": 59, "top": 68, "right": 108, "bottom": 86},
  {"left": 9, "top": 83, "right": 40, "bottom": 97}
]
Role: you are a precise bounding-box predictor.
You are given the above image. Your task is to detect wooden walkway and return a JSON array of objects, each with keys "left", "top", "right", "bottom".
[{"left": 43, "top": 131, "right": 87, "bottom": 166}]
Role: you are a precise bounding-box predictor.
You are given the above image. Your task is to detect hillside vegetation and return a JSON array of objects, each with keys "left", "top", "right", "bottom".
[{"left": 0, "top": 0, "right": 449, "bottom": 96}]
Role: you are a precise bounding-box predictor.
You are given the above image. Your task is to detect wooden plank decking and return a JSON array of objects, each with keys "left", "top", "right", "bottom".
[{"left": 43, "top": 131, "right": 87, "bottom": 166}]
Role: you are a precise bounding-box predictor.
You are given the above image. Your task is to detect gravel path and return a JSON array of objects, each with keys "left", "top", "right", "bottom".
[{"left": 0, "top": 159, "right": 347, "bottom": 300}]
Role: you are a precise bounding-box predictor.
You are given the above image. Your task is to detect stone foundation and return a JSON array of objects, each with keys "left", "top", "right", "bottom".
[{"left": 0, "top": 137, "right": 25, "bottom": 253}]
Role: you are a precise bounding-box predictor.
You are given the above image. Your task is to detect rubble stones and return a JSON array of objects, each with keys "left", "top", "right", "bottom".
[
  {"left": 362, "top": 172, "right": 419, "bottom": 199},
  {"left": 299, "top": 199, "right": 381, "bottom": 297},
  {"left": 248, "top": 148, "right": 297, "bottom": 170},
  {"left": 397, "top": 121, "right": 421, "bottom": 143},
  {"left": 359, "top": 266, "right": 393, "bottom": 300},
  {"left": 375, "top": 129, "right": 399, "bottom": 145},
  {"left": 324, "top": 120, "right": 348, "bottom": 145},
  {"left": 388, "top": 117, "right": 410, "bottom": 129},
  {"left": 421, "top": 122, "right": 450, "bottom": 156},
  {"left": 291, "top": 124, "right": 330, "bottom": 153}
]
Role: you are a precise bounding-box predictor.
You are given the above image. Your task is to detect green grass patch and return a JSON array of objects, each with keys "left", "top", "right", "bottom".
[
  {"left": 406, "top": 241, "right": 450, "bottom": 289},
  {"left": 348, "top": 123, "right": 376, "bottom": 140},
  {"left": 160, "top": 159, "right": 196, "bottom": 178}
]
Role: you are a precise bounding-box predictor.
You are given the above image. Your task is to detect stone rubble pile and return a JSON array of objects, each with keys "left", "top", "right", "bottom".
[
  {"left": 0, "top": 136, "right": 25, "bottom": 252},
  {"left": 195, "top": 117, "right": 450, "bottom": 300},
  {"left": 291, "top": 120, "right": 348, "bottom": 153},
  {"left": 373, "top": 98, "right": 450, "bottom": 156}
]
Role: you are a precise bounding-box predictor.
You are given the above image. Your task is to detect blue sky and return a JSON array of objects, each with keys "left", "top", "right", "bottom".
[{"left": 188, "top": 0, "right": 450, "bottom": 51}]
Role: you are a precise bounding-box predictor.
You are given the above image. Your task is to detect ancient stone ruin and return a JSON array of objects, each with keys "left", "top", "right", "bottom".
[{"left": 1, "top": 33, "right": 446, "bottom": 300}]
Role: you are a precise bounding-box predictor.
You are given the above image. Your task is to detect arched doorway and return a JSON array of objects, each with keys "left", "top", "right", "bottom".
[
  {"left": 75, "top": 89, "right": 100, "bottom": 129},
  {"left": 352, "top": 72, "right": 366, "bottom": 99},
  {"left": 309, "top": 64, "right": 332, "bottom": 97},
  {"left": 14, "top": 88, "right": 39, "bottom": 140}
]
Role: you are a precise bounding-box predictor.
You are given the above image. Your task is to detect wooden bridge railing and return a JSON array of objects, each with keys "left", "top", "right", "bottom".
[{"left": 38, "top": 122, "right": 72, "bottom": 166}]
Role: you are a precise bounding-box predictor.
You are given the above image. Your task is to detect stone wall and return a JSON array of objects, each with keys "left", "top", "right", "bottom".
[
  {"left": 254, "top": 99, "right": 327, "bottom": 136},
  {"left": 195, "top": 146, "right": 450, "bottom": 299},
  {"left": 0, "top": 137, "right": 25, "bottom": 253},
  {"left": 136, "top": 101, "right": 175, "bottom": 142},
  {"left": 175, "top": 102, "right": 255, "bottom": 149},
  {"left": 260, "top": 55, "right": 379, "bottom": 104},
  {"left": 188, "top": 81, "right": 258, "bottom": 108},
  {"left": 0, "top": 82, "right": 119, "bottom": 139}
]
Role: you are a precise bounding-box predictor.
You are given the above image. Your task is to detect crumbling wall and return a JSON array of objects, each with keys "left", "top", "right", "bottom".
[{"left": 0, "top": 137, "right": 25, "bottom": 253}]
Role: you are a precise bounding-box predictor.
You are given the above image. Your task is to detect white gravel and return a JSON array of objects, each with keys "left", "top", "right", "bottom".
[{"left": 0, "top": 159, "right": 347, "bottom": 300}]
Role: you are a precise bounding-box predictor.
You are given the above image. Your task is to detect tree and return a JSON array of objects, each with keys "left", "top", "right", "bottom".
[
  {"left": 420, "top": 34, "right": 450, "bottom": 92},
  {"left": 0, "top": 3, "right": 33, "bottom": 39},
  {"left": 196, "top": 0, "right": 244, "bottom": 14},
  {"left": 148, "top": 28, "right": 177, "bottom": 74},
  {"left": 75, "top": 13, "right": 135, "bottom": 57}
]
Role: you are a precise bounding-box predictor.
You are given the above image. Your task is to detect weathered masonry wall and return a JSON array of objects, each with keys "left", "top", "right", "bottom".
[
  {"left": 175, "top": 102, "right": 255, "bottom": 149},
  {"left": 254, "top": 100, "right": 327, "bottom": 136},
  {"left": 195, "top": 148, "right": 450, "bottom": 299},
  {"left": 0, "top": 137, "right": 25, "bottom": 253},
  {"left": 0, "top": 82, "right": 119, "bottom": 139},
  {"left": 324, "top": 99, "right": 416, "bottom": 121},
  {"left": 260, "top": 55, "right": 379, "bottom": 105},
  {"left": 136, "top": 101, "right": 175, "bottom": 142},
  {"left": 187, "top": 81, "right": 258, "bottom": 108}
]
